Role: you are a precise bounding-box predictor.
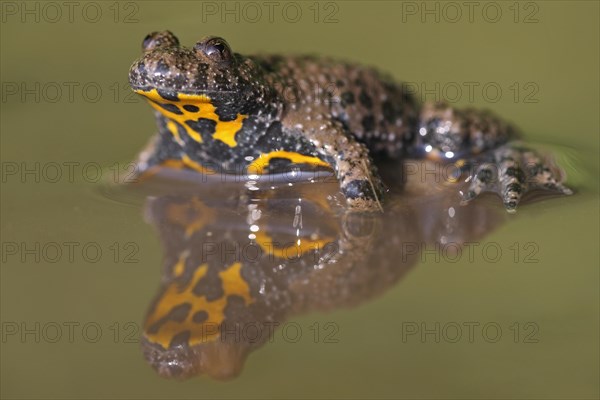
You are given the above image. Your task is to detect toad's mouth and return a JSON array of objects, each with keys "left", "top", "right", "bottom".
[
  {"left": 135, "top": 88, "right": 213, "bottom": 104},
  {"left": 135, "top": 88, "right": 247, "bottom": 148}
]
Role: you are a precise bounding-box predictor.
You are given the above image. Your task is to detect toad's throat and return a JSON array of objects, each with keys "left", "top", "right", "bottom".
[{"left": 135, "top": 89, "right": 247, "bottom": 148}]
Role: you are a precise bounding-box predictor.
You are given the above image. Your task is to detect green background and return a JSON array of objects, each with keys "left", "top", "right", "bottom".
[{"left": 1, "top": 1, "right": 598, "bottom": 398}]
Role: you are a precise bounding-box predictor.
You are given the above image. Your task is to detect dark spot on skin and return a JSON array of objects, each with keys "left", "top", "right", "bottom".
[
  {"left": 183, "top": 104, "right": 199, "bottom": 112},
  {"left": 158, "top": 89, "right": 179, "bottom": 101},
  {"left": 147, "top": 303, "right": 192, "bottom": 334},
  {"left": 192, "top": 272, "right": 224, "bottom": 301},
  {"left": 361, "top": 115, "right": 375, "bottom": 132},
  {"left": 267, "top": 157, "right": 293, "bottom": 173},
  {"left": 336, "top": 79, "right": 345, "bottom": 87},
  {"left": 192, "top": 311, "right": 209, "bottom": 323},
  {"left": 266, "top": 121, "right": 283, "bottom": 136},
  {"left": 506, "top": 183, "right": 523, "bottom": 195},
  {"left": 156, "top": 60, "right": 170, "bottom": 75},
  {"left": 382, "top": 100, "right": 396, "bottom": 123},
  {"left": 527, "top": 163, "right": 543, "bottom": 176},
  {"left": 222, "top": 296, "right": 250, "bottom": 320},
  {"left": 359, "top": 90, "right": 373, "bottom": 108},
  {"left": 155, "top": 102, "right": 183, "bottom": 115},
  {"left": 137, "top": 62, "right": 147, "bottom": 75},
  {"left": 341, "top": 91, "right": 355, "bottom": 107},
  {"left": 505, "top": 166, "right": 525, "bottom": 183},
  {"left": 399, "top": 84, "right": 415, "bottom": 104},
  {"left": 185, "top": 118, "right": 217, "bottom": 141},
  {"left": 258, "top": 62, "right": 276, "bottom": 74},
  {"left": 169, "top": 330, "right": 191, "bottom": 348},
  {"left": 214, "top": 104, "right": 240, "bottom": 122},
  {"left": 477, "top": 168, "right": 494, "bottom": 184},
  {"left": 343, "top": 180, "right": 375, "bottom": 199}
]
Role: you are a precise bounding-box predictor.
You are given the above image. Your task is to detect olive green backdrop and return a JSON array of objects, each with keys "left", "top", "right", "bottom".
[{"left": 1, "top": 1, "right": 598, "bottom": 399}]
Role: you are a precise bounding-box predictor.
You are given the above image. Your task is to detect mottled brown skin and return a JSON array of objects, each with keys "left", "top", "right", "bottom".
[{"left": 129, "top": 31, "right": 571, "bottom": 212}]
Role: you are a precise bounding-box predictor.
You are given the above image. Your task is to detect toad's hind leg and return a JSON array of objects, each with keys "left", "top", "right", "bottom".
[
  {"left": 415, "top": 101, "right": 572, "bottom": 212},
  {"left": 462, "top": 143, "right": 573, "bottom": 212}
]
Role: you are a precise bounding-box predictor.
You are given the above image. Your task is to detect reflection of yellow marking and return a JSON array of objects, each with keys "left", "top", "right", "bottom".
[
  {"left": 144, "top": 262, "right": 253, "bottom": 349},
  {"left": 135, "top": 89, "right": 247, "bottom": 147},
  {"left": 248, "top": 151, "right": 331, "bottom": 174},
  {"left": 166, "top": 197, "right": 215, "bottom": 238},
  {"left": 447, "top": 158, "right": 467, "bottom": 183},
  {"left": 173, "top": 253, "right": 188, "bottom": 277},
  {"left": 253, "top": 231, "right": 332, "bottom": 259}
]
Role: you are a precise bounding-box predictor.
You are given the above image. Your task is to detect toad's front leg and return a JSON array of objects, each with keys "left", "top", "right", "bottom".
[{"left": 281, "top": 111, "right": 385, "bottom": 212}]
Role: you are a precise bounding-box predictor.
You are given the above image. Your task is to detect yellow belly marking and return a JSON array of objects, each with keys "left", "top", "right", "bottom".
[
  {"left": 248, "top": 151, "right": 331, "bottom": 174},
  {"left": 135, "top": 89, "right": 247, "bottom": 147},
  {"left": 166, "top": 120, "right": 183, "bottom": 145}
]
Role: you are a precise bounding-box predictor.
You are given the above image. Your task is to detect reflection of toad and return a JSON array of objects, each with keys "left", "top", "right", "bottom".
[
  {"left": 129, "top": 31, "right": 571, "bottom": 212},
  {"left": 136, "top": 161, "right": 505, "bottom": 380}
]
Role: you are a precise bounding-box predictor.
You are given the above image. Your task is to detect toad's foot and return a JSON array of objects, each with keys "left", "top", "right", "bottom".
[{"left": 461, "top": 143, "right": 573, "bottom": 213}]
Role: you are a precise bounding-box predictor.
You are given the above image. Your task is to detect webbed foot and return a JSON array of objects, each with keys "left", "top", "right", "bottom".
[{"left": 461, "top": 143, "right": 573, "bottom": 213}]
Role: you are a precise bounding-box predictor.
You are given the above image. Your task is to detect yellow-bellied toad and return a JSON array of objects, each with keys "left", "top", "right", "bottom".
[{"left": 128, "top": 31, "right": 572, "bottom": 212}]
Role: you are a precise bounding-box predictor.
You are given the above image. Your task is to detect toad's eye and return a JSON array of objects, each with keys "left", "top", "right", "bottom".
[
  {"left": 195, "top": 36, "right": 233, "bottom": 65},
  {"left": 142, "top": 31, "right": 180, "bottom": 52}
]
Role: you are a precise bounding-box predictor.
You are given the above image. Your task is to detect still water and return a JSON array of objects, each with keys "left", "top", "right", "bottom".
[{"left": 1, "top": 1, "right": 598, "bottom": 398}]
